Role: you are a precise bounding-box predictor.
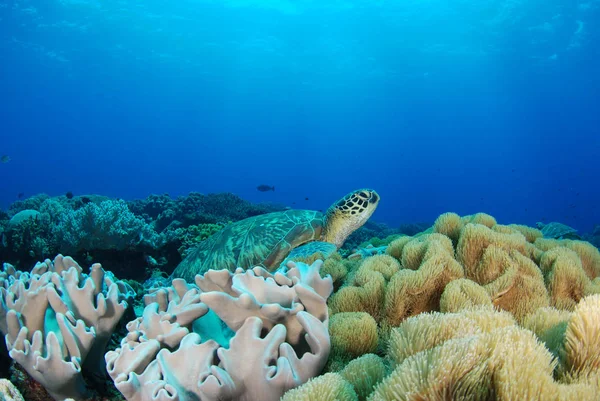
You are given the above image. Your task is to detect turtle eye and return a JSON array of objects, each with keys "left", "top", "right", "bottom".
[{"left": 369, "top": 193, "right": 379, "bottom": 204}]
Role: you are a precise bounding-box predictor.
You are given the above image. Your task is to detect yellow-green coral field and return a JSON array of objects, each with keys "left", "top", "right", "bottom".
[{"left": 290, "top": 212, "right": 600, "bottom": 401}]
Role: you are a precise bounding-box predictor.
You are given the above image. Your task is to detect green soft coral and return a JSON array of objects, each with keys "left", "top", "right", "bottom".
[
  {"left": 51, "top": 200, "right": 164, "bottom": 252},
  {"left": 358, "top": 234, "right": 403, "bottom": 249},
  {"left": 178, "top": 222, "right": 230, "bottom": 257}
]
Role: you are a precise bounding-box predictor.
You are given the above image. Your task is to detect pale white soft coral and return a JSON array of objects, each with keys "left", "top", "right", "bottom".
[
  {"left": 106, "top": 260, "right": 333, "bottom": 401},
  {"left": 0, "top": 255, "right": 133, "bottom": 400}
]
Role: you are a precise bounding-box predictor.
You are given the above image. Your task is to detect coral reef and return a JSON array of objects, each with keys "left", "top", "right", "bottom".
[
  {"left": 347, "top": 244, "right": 389, "bottom": 261},
  {"left": 177, "top": 222, "right": 229, "bottom": 257},
  {"left": 0, "top": 193, "right": 286, "bottom": 281},
  {"left": 311, "top": 211, "right": 600, "bottom": 400},
  {"left": 105, "top": 260, "right": 332, "bottom": 401},
  {"left": 341, "top": 220, "right": 414, "bottom": 254},
  {"left": 2, "top": 202, "right": 600, "bottom": 401},
  {"left": 0, "top": 379, "right": 24, "bottom": 401},
  {"left": 583, "top": 225, "right": 600, "bottom": 249},
  {"left": 329, "top": 312, "right": 379, "bottom": 365},
  {"left": 51, "top": 200, "right": 165, "bottom": 253},
  {"left": 0, "top": 255, "right": 133, "bottom": 400},
  {"left": 367, "top": 298, "right": 600, "bottom": 400},
  {"left": 280, "top": 373, "right": 357, "bottom": 401},
  {"left": 127, "top": 192, "right": 285, "bottom": 231},
  {"left": 339, "top": 354, "right": 387, "bottom": 400}
]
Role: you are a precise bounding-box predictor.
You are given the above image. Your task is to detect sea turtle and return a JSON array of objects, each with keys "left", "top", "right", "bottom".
[
  {"left": 172, "top": 189, "right": 380, "bottom": 281},
  {"left": 536, "top": 221, "right": 581, "bottom": 240}
]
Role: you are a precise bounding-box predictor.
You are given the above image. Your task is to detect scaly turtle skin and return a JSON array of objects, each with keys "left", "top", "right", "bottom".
[{"left": 172, "top": 189, "right": 380, "bottom": 281}]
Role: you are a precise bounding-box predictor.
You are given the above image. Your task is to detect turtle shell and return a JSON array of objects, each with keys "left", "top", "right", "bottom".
[
  {"left": 541, "top": 222, "right": 580, "bottom": 239},
  {"left": 172, "top": 209, "right": 325, "bottom": 281}
]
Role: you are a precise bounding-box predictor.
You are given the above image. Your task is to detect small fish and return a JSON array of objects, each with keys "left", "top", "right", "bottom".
[
  {"left": 305, "top": 197, "right": 309, "bottom": 201},
  {"left": 1, "top": 155, "right": 10, "bottom": 163},
  {"left": 17, "top": 192, "right": 24, "bottom": 199},
  {"left": 257, "top": 185, "right": 275, "bottom": 192}
]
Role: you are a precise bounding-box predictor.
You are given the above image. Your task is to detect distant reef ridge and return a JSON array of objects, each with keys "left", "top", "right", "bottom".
[
  {"left": 0, "top": 192, "right": 287, "bottom": 280},
  {"left": 0, "top": 192, "right": 405, "bottom": 281}
]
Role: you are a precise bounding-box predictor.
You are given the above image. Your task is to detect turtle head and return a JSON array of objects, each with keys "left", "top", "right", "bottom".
[{"left": 322, "top": 189, "right": 380, "bottom": 248}]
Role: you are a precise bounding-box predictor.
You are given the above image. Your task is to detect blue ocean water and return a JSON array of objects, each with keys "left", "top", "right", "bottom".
[{"left": 0, "top": 0, "right": 598, "bottom": 232}]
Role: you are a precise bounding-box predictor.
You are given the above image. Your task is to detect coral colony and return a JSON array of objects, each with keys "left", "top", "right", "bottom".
[{"left": 1, "top": 193, "right": 600, "bottom": 400}]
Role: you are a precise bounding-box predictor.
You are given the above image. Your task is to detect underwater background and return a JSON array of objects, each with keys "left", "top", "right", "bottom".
[
  {"left": 1, "top": 0, "right": 599, "bottom": 232},
  {"left": 4, "top": 2, "right": 600, "bottom": 400}
]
